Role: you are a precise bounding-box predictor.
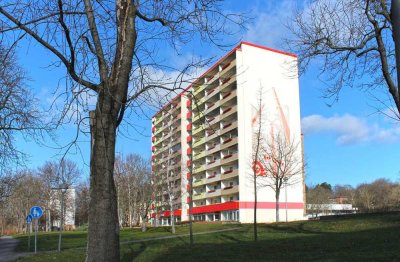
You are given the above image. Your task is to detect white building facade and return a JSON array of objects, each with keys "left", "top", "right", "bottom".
[
  {"left": 151, "top": 42, "right": 306, "bottom": 224},
  {"left": 51, "top": 188, "right": 76, "bottom": 230}
]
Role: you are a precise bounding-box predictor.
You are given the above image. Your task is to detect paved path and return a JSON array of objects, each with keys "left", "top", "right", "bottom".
[
  {"left": 120, "top": 227, "right": 242, "bottom": 245},
  {"left": 0, "top": 236, "right": 29, "bottom": 262}
]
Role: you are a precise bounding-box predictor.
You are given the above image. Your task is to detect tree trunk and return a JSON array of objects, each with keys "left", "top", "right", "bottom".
[
  {"left": 86, "top": 93, "right": 120, "bottom": 262},
  {"left": 253, "top": 173, "right": 257, "bottom": 241},
  {"left": 392, "top": 0, "right": 400, "bottom": 88},
  {"left": 275, "top": 191, "right": 280, "bottom": 222},
  {"left": 141, "top": 215, "right": 147, "bottom": 232},
  {"left": 170, "top": 196, "right": 175, "bottom": 234}
]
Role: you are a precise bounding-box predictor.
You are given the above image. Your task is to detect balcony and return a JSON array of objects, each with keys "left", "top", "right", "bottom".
[
  {"left": 193, "top": 165, "right": 205, "bottom": 174},
  {"left": 206, "top": 189, "right": 221, "bottom": 198},
  {"left": 193, "top": 178, "right": 206, "bottom": 187},
  {"left": 221, "top": 185, "right": 239, "bottom": 196},
  {"left": 192, "top": 124, "right": 205, "bottom": 136},
  {"left": 206, "top": 159, "right": 221, "bottom": 170},
  {"left": 193, "top": 150, "right": 206, "bottom": 161},
  {"left": 193, "top": 84, "right": 207, "bottom": 97},
  {"left": 193, "top": 192, "right": 206, "bottom": 200},
  {"left": 207, "top": 174, "right": 221, "bottom": 184},
  {"left": 219, "top": 60, "right": 236, "bottom": 77},
  {"left": 204, "top": 90, "right": 237, "bottom": 116},
  {"left": 207, "top": 137, "right": 238, "bottom": 156},
  {"left": 220, "top": 153, "right": 238, "bottom": 165},
  {"left": 221, "top": 169, "right": 239, "bottom": 180},
  {"left": 193, "top": 137, "right": 206, "bottom": 149}
]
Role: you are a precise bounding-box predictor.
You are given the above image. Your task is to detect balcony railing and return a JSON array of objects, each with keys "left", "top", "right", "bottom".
[
  {"left": 193, "top": 178, "right": 206, "bottom": 187},
  {"left": 221, "top": 185, "right": 239, "bottom": 196},
  {"left": 206, "top": 189, "right": 221, "bottom": 198},
  {"left": 193, "top": 137, "right": 206, "bottom": 148},
  {"left": 193, "top": 192, "right": 206, "bottom": 200}
]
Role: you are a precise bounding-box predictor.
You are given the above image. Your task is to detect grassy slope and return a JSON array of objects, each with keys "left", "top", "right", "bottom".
[{"left": 13, "top": 213, "right": 400, "bottom": 262}]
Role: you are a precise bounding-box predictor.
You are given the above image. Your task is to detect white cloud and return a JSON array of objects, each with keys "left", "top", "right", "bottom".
[
  {"left": 302, "top": 114, "right": 400, "bottom": 145},
  {"left": 244, "top": 0, "right": 302, "bottom": 49}
]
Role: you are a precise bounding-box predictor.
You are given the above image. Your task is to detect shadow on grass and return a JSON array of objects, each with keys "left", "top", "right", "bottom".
[
  {"left": 142, "top": 225, "right": 400, "bottom": 262},
  {"left": 121, "top": 242, "right": 147, "bottom": 262},
  {"left": 264, "top": 222, "right": 321, "bottom": 234}
]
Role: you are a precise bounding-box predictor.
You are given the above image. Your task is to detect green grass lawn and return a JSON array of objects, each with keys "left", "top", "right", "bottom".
[{"left": 12, "top": 212, "right": 400, "bottom": 261}]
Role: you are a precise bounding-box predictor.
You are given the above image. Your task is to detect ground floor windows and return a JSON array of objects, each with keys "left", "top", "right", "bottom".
[{"left": 222, "top": 210, "right": 239, "bottom": 221}]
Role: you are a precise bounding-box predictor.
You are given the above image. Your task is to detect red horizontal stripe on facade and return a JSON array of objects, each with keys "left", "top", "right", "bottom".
[
  {"left": 192, "top": 201, "right": 239, "bottom": 214},
  {"left": 159, "top": 210, "right": 182, "bottom": 217},
  {"left": 239, "top": 201, "right": 304, "bottom": 209}
]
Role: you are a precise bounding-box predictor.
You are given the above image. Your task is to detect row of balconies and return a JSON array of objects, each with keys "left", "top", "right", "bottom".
[
  {"left": 192, "top": 59, "right": 236, "bottom": 99},
  {"left": 192, "top": 153, "right": 238, "bottom": 174},
  {"left": 153, "top": 101, "right": 181, "bottom": 126},
  {"left": 193, "top": 194, "right": 239, "bottom": 208},
  {"left": 193, "top": 91, "right": 236, "bottom": 135},
  {"left": 153, "top": 117, "right": 181, "bottom": 137},
  {"left": 192, "top": 168, "right": 239, "bottom": 187},
  {"left": 153, "top": 137, "right": 182, "bottom": 156},
  {"left": 155, "top": 122, "right": 182, "bottom": 138},
  {"left": 192, "top": 111, "right": 237, "bottom": 149},
  {"left": 193, "top": 76, "right": 237, "bottom": 110},
  {"left": 193, "top": 128, "right": 238, "bottom": 154},
  {"left": 192, "top": 136, "right": 238, "bottom": 162},
  {"left": 153, "top": 149, "right": 181, "bottom": 166},
  {"left": 192, "top": 80, "right": 236, "bottom": 124},
  {"left": 153, "top": 133, "right": 181, "bottom": 152},
  {"left": 192, "top": 185, "right": 239, "bottom": 201}
]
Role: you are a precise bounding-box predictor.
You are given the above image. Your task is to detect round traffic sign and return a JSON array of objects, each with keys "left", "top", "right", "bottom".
[{"left": 30, "top": 206, "right": 43, "bottom": 219}]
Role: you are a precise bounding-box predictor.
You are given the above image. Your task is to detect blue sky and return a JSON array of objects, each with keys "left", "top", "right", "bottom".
[{"left": 12, "top": 0, "right": 400, "bottom": 186}]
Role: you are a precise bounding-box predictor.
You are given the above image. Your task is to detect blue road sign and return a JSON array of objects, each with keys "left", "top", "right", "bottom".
[
  {"left": 26, "top": 214, "right": 33, "bottom": 224},
  {"left": 30, "top": 206, "right": 43, "bottom": 219}
]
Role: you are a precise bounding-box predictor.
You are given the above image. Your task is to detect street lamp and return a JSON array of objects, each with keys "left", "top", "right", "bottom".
[{"left": 283, "top": 177, "right": 289, "bottom": 223}]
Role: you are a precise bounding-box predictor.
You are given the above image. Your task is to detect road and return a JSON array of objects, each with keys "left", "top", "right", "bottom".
[{"left": 0, "top": 236, "right": 29, "bottom": 262}]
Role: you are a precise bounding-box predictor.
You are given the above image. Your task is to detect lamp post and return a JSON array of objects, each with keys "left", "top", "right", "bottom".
[
  {"left": 284, "top": 177, "right": 288, "bottom": 222},
  {"left": 58, "top": 183, "right": 68, "bottom": 252}
]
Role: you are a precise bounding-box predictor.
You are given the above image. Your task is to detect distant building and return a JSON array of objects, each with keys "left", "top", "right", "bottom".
[
  {"left": 51, "top": 188, "right": 76, "bottom": 230},
  {"left": 307, "top": 203, "right": 358, "bottom": 218},
  {"left": 151, "top": 42, "right": 306, "bottom": 224}
]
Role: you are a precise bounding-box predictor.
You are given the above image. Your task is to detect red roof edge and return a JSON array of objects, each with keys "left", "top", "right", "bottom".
[{"left": 240, "top": 41, "right": 297, "bottom": 58}]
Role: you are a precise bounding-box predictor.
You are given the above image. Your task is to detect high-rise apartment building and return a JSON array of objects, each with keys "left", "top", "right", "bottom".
[{"left": 151, "top": 42, "right": 305, "bottom": 225}]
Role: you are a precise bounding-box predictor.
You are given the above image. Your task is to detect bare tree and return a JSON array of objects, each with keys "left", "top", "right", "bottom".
[
  {"left": 306, "top": 183, "right": 333, "bottom": 218},
  {"left": 259, "top": 133, "right": 302, "bottom": 222},
  {"left": 39, "top": 159, "right": 80, "bottom": 252},
  {"left": 114, "top": 154, "right": 151, "bottom": 229},
  {"left": 250, "top": 88, "right": 266, "bottom": 241},
  {"left": 289, "top": 0, "right": 400, "bottom": 117},
  {"left": 75, "top": 180, "right": 90, "bottom": 227},
  {"left": 0, "top": 45, "right": 46, "bottom": 172},
  {"left": 355, "top": 183, "right": 375, "bottom": 212},
  {"left": 0, "top": 170, "right": 43, "bottom": 234},
  {"left": 0, "top": 1, "right": 245, "bottom": 260},
  {"left": 333, "top": 184, "right": 356, "bottom": 205}
]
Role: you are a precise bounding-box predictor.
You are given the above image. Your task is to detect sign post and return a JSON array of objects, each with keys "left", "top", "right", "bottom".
[
  {"left": 26, "top": 214, "right": 32, "bottom": 252},
  {"left": 30, "top": 206, "right": 43, "bottom": 254}
]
